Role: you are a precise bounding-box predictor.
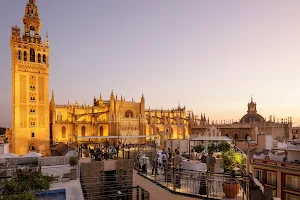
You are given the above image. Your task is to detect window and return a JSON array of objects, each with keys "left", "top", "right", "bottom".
[
  {"left": 30, "top": 85, "right": 36, "bottom": 91},
  {"left": 30, "top": 108, "right": 35, "bottom": 115},
  {"left": 286, "top": 175, "right": 300, "bottom": 190},
  {"left": 61, "top": 126, "right": 66, "bottom": 138},
  {"left": 57, "top": 112, "right": 62, "bottom": 121},
  {"left": 43, "top": 54, "right": 46, "bottom": 63},
  {"left": 31, "top": 132, "right": 35, "bottom": 138},
  {"left": 30, "top": 48, "right": 35, "bottom": 62},
  {"left": 30, "top": 122, "right": 36, "bottom": 128},
  {"left": 18, "top": 50, "right": 21, "bottom": 60},
  {"left": 81, "top": 126, "right": 86, "bottom": 137},
  {"left": 30, "top": 96, "right": 36, "bottom": 102},
  {"left": 125, "top": 110, "right": 133, "bottom": 118},
  {"left": 254, "top": 169, "right": 263, "bottom": 182},
  {"left": 99, "top": 126, "right": 103, "bottom": 136},
  {"left": 267, "top": 171, "right": 276, "bottom": 185},
  {"left": 38, "top": 53, "right": 41, "bottom": 63},
  {"left": 24, "top": 51, "right": 27, "bottom": 61}
]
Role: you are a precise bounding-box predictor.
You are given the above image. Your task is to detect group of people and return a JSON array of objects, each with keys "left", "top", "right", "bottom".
[
  {"left": 151, "top": 148, "right": 183, "bottom": 175},
  {"left": 190, "top": 149, "right": 217, "bottom": 173},
  {"left": 88, "top": 145, "right": 119, "bottom": 161}
]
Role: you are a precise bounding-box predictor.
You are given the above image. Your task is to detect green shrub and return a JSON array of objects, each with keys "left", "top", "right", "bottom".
[
  {"left": 0, "top": 171, "right": 57, "bottom": 199},
  {"left": 69, "top": 156, "right": 79, "bottom": 169},
  {"left": 192, "top": 144, "right": 204, "bottom": 153},
  {"left": 218, "top": 141, "right": 231, "bottom": 153}
]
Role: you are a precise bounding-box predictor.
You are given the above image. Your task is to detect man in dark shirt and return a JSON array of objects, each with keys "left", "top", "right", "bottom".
[
  {"left": 207, "top": 152, "right": 216, "bottom": 173},
  {"left": 201, "top": 152, "right": 206, "bottom": 163}
]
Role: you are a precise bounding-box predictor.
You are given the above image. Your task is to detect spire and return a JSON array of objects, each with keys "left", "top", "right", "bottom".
[
  {"left": 51, "top": 90, "right": 54, "bottom": 99},
  {"left": 23, "top": 0, "right": 41, "bottom": 36},
  {"left": 251, "top": 94, "right": 253, "bottom": 103},
  {"left": 51, "top": 90, "right": 55, "bottom": 104},
  {"left": 110, "top": 90, "right": 114, "bottom": 100},
  {"left": 29, "top": 0, "right": 36, "bottom": 5},
  {"left": 99, "top": 93, "right": 102, "bottom": 101},
  {"left": 45, "top": 31, "right": 49, "bottom": 46}
]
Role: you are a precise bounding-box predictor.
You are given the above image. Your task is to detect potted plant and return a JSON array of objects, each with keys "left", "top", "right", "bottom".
[
  {"left": 69, "top": 156, "right": 78, "bottom": 180},
  {"left": 221, "top": 149, "right": 245, "bottom": 198}
]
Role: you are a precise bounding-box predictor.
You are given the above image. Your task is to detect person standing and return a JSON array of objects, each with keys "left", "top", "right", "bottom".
[
  {"left": 207, "top": 152, "right": 216, "bottom": 173},
  {"left": 190, "top": 149, "right": 197, "bottom": 160},
  {"left": 200, "top": 152, "right": 207, "bottom": 163}
]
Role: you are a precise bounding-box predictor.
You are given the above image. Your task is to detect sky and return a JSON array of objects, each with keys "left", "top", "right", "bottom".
[{"left": 0, "top": 0, "right": 300, "bottom": 127}]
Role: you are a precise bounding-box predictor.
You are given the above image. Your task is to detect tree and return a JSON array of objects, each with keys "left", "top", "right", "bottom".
[
  {"left": 218, "top": 141, "right": 231, "bottom": 153},
  {"left": 192, "top": 144, "right": 204, "bottom": 153},
  {"left": 0, "top": 171, "right": 57, "bottom": 200},
  {"left": 221, "top": 149, "right": 245, "bottom": 172}
]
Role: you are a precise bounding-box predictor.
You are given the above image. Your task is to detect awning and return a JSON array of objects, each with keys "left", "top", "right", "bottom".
[
  {"left": 77, "top": 135, "right": 160, "bottom": 139},
  {"left": 191, "top": 136, "right": 232, "bottom": 142}
]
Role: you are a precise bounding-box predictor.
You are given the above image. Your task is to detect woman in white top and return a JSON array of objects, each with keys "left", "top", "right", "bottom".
[{"left": 190, "top": 149, "right": 197, "bottom": 160}]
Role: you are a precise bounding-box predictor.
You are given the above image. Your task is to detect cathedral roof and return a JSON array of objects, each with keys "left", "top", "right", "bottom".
[{"left": 240, "top": 113, "right": 265, "bottom": 123}]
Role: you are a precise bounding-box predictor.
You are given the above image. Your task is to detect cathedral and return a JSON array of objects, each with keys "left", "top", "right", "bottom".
[{"left": 9, "top": 0, "right": 189, "bottom": 155}]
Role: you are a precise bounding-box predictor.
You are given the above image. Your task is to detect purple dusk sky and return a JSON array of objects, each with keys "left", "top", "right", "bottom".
[{"left": 0, "top": 0, "right": 300, "bottom": 127}]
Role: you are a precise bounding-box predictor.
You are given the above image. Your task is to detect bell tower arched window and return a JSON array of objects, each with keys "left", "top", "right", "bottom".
[
  {"left": 30, "top": 48, "right": 35, "bottom": 62},
  {"left": 24, "top": 51, "right": 27, "bottom": 61},
  {"left": 81, "top": 126, "right": 86, "bottom": 137},
  {"left": 43, "top": 54, "right": 46, "bottom": 63},
  {"left": 38, "top": 53, "right": 41, "bottom": 63},
  {"left": 30, "top": 26, "right": 35, "bottom": 36},
  {"left": 18, "top": 50, "right": 21, "bottom": 60}
]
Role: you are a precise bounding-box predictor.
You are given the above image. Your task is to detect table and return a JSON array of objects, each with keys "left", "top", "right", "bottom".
[{"left": 182, "top": 160, "right": 207, "bottom": 171}]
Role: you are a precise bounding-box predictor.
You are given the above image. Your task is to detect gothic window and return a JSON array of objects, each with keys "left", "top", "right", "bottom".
[
  {"left": 81, "top": 126, "right": 86, "bottom": 136},
  {"left": 57, "top": 112, "right": 62, "bottom": 121},
  {"left": 30, "top": 26, "right": 35, "bottom": 36},
  {"left": 43, "top": 54, "right": 46, "bottom": 63},
  {"left": 31, "top": 132, "right": 35, "bottom": 138},
  {"left": 24, "top": 51, "right": 27, "bottom": 61},
  {"left": 62, "top": 126, "right": 66, "bottom": 138},
  {"left": 100, "top": 126, "right": 103, "bottom": 136},
  {"left": 125, "top": 110, "right": 134, "bottom": 118},
  {"left": 18, "top": 50, "right": 21, "bottom": 60},
  {"left": 30, "top": 48, "right": 35, "bottom": 62},
  {"left": 38, "top": 53, "right": 41, "bottom": 63}
]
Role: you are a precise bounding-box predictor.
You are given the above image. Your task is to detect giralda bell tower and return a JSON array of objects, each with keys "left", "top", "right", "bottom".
[{"left": 10, "top": 0, "right": 50, "bottom": 155}]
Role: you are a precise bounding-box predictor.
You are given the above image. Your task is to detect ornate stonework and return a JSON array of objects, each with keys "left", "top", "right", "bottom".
[{"left": 11, "top": 0, "right": 50, "bottom": 155}]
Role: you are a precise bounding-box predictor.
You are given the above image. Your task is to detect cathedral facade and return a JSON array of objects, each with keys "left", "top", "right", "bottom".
[{"left": 50, "top": 92, "right": 188, "bottom": 147}]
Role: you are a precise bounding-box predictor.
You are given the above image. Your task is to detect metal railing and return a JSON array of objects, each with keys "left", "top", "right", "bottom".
[
  {"left": 137, "top": 163, "right": 250, "bottom": 200},
  {"left": 80, "top": 172, "right": 141, "bottom": 200}
]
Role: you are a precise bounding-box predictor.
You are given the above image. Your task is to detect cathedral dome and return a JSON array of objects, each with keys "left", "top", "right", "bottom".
[
  {"left": 240, "top": 113, "right": 265, "bottom": 123},
  {"left": 240, "top": 96, "right": 265, "bottom": 123}
]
